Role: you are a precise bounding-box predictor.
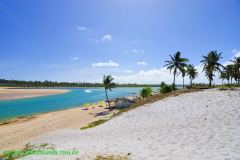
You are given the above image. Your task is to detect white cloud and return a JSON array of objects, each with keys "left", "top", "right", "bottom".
[
  {"left": 137, "top": 61, "right": 147, "bottom": 66},
  {"left": 75, "top": 25, "right": 90, "bottom": 31},
  {"left": 223, "top": 49, "right": 240, "bottom": 66},
  {"left": 125, "top": 49, "right": 143, "bottom": 54},
  {"left": 114, "top": 68, "right": 172, "bottom": 84},
  {"left": 132, "top": 50, "right": 139, "bottom": 54},
  {"left": 91, "top": 60, "right": 119, "bottom": 67},
  {"left": 114, "top": 63, "right": 224, "bottom": 84},
  {"left": 70, "top": 56, "right": 79, "bottom": 61},
  {"left": 102, "top": 34, "right": 112, "bottom": 42},
  {"left": 232, "top": 49, "right": 238, "bottom": 54},
  {"left": 125, "top": 70, "right": 133, "bottom": 74},
  {"left": 234, "top": 51, "right": 240, "bottom": 58},
  {"left": 132, "top": 40, "right": 139, "bottom": 44}
]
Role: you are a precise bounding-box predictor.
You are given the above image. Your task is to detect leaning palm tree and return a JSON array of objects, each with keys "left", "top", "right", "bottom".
[
  {"left": 164, "top": 52, "right": 189, "bottom": 89},
  {"left": 230, "top": 56, "right": 240, "bottom": 85},
  {"left": 187, "top": 64, "right": 198, "bottom": 87},
  {"left": 200, "top": 51, "right": 224, "bottom": 87},
  {"left": 103, "top": 75, "right": 115, "bottom": 110}
]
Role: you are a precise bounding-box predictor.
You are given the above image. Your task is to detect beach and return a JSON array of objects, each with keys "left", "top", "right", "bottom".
[
  {"left": 0, "top": 88, "right": 69, "bottom": 100},
  {"left": 0, "top": 104, "right": 112, "bottom": 150},
  {"left": 19, "top": 89, "right": 240, "bottom": 160}
]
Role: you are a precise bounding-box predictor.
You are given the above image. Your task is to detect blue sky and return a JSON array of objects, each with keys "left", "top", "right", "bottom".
[{"left": 0, "top": 0, "right": 240, "bottom": 84}]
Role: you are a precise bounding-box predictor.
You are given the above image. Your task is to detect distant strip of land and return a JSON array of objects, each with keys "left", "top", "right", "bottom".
[{"left": 0, "top": 88, "right": 69, "bottom": 100}]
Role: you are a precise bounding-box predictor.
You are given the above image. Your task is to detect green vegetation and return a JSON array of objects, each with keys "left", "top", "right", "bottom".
[
  {"left": 95, "top": 155, "right": 130, "bottom": 160},
  {"left": 103, "top": 75, "right": 116, "bottom": 109},
  {"left": 200, "top": 51, "right": 224, "bottom": 87},
  {"left": 0, "top": 79, "right": 159, "bottom": 88},
  {"left": 164, "top": 51, "right": 189, "bottom": 89},
  {"left": 187, "top": 64, "right": 198, "bottom": 87},
  {"left": 0, "top": 143, "right": 55, "bottom": 160},
  {"left": 80, "top": 119, "right": 108, "bottom": 130},
  {"left": 159, "top": 84, "right": 172, "bottom": 93},
  {"left": 179, "top": 65, "right": 187, "bottom": 88},
  {"left": 140, "top": 87, "right": 153, "bottom": 98},
  {"left": 163, "top": 50, "right": 240, "bottom": 89}
]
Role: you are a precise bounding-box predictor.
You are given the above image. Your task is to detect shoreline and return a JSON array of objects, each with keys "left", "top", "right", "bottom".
[
  {"left": 0, "top": 101, "right": 115, "bottom": 150},
  {"left": 0, "top": 88, "right": 70, "bottom": 101}
]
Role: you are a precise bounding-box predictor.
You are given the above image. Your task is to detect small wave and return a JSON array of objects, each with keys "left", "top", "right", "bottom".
[{"left": 84, "top": 89, "right": 92, "bottom": 93}]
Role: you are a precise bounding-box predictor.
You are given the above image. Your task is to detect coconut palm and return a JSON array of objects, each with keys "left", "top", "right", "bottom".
[
  {"left": 187, "top": 64, "right": 198, "bottom": 87},
  {"left": 225, "top": 65, "right": 234, "bottom": 85},
  {"left": 164, "top": 52, "right": 189, "bottom": 89},
  {"left": 230, "top": 57, "right": 240, "bottom": 85},
  {"left": 200, "top": 51, "right": 224, "bottom": 87},
  {"left": 179, "top": 65, "right": 187, "bottom": 88},
  {"left": 226, "top": 64, "right": 235, "bottom": 85},
  {"left": 103, "top": 75, "right": 115, "bottom": 109},
  {"left": 219, "top": 71, "right": 227, "bottom": 85}
]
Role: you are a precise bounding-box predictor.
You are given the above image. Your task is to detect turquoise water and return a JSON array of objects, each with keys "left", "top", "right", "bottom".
[{"left": 0, "top": 87, "right": 158, "bottom": 121}]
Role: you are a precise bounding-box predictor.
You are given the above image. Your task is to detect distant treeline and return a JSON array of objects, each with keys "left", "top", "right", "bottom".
[{"left": 0, "top": 79, "right": 158, "bottom": 88}]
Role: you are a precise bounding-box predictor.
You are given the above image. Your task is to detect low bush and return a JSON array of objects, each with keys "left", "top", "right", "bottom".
[
  {"left": 140, "top": 87, "right": 152, "bottom": 98},
  {"left": 160, "top": 84, "right": 172, "bottom": 93}
]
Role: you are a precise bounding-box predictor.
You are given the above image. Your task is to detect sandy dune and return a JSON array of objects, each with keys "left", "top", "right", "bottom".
[
  {"left": 0, "top": 88, "right": 69, "bottom": 100},
  {"left": 23, "top": 89, "right": 240, "bottom": 160}
]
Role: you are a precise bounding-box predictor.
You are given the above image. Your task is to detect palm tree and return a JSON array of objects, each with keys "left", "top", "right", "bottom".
[
  {"left": 179, "top": 65, "right": 186, "bottom": 88},
  {"left": 230, "top": 57, "right": 240, "bottom": 85},
  {"left": 225, "top": 65, "right": 233, "bottom": 85},
  {"left": 226, "top": 64, "right": 235, "bottom": 85},
  {"left": 164, "top": 52, "right": 189, "bottom": 89},
  {"left": 187, "top": 64, "right": 198, "bottom": 87},
  {"left": 200, "top": 51, "right": 224, "bottom": 87},
  {"left": 219, "top": 71, "right": 227, "bottom": 85},
  {"left": 103, "top": 75, "right": 115, "bottom": 110}
]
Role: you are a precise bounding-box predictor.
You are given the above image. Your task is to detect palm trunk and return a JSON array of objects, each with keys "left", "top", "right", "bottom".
[
  {"left": 222, "top": 79, "right": 223, "bottom": 85},
  {"left": 190, "top": 78, "right": 192, "bottom": 87},
  {"left": 182, "top": 76, "right": 184, "bottom": 88},
  {"left": 209, "top": 79, "right": 212, "bottom": 87},
  {"left": 105, "top": 89, "right": 110, "bottom": 110},
  {"left": 173, "top": 72, "right": 176, "bottom": 90}
]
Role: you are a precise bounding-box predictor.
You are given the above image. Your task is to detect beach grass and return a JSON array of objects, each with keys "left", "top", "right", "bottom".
[
  {"left": 0, "top": 143, "right": 55, "bottom": 160},
  {"left": 80, "top": 119, "right": 108, "bottom": 130}
]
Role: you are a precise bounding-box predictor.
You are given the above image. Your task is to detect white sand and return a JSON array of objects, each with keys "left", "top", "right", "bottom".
[
  {"left": 0, "top": 88, "right": 69, "bottom": 100},
  {"left": 22, "top": 89, "right": 240, "bottom": 160}
]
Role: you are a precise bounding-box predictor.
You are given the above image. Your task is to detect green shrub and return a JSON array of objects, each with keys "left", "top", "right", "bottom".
[
  {"left": 140, "top": 87, "right": 152, "bottom": 98},
  {"left": 160, "top": 81, "right": 166, "bottom": 88},
  {"left": 160, "top": 84, "right": 172, "bottom": 93}
]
